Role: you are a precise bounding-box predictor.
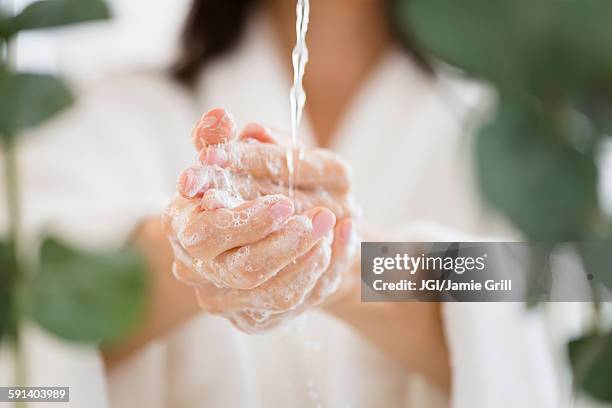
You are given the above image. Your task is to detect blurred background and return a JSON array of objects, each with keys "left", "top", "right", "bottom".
[
  {"left": 2, "top": 0, "right": 612, "bottom": 407},
  {"left": 8, "top": 0, "right": 612, "bottom": 224},
  {"left": 14, "top": 0, "right": 189, "bottom": 79}
]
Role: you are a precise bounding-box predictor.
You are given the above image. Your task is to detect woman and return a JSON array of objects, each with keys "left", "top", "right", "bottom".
[{"left": 11, "top": 0, "right": 562, "bottom": 406}]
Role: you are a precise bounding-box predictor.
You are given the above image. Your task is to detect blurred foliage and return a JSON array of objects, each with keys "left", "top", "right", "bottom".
[
  {"left": 0, "top": 73, "right": 73, "bottom": 139},
  {"left": 0, "top": 0, "right": 111, "bottom": 38},
  {"left": 577, "top": 241, "right": 612, "bottom": 290},
  {"left": 400, "top": 0, "right": 612, "bottom": 402},
  {"left": 569, "top": 331, "right": 612, "bottom": 402},
  {"left": 405, "top": 0, "right": 612, "bottom": 98},
  {"left": 478, "top": 101, "right": 598, "bottom": 241},
  {"left": 0, "top": 0, "right": 146, "bottom": 359},
  {"left": 30, "top": 238, "right": 146, "bottom": 343},
  {"left": 0, "top": 241, "right": 12, "bottom": 344}
]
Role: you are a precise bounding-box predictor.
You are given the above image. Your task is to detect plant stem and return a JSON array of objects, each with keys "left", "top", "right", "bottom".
[
  {"left": 4, "top": 135, "right": 27, "bottom": 408},
  {"left": 5, "top": 137, "right": 20, "bottom": 255},
  {"left": 0, "top": 39, "right": 6, "bottom": 73},
  {"left": 12, "top": 332, "right": 26, "bottom": 408},
  {"left": 589, "top": 280, "right": 603, "bottom": 334},
  {"left": 1, "top": 5, "right": 27, "bottom": 400},
  {"left": 0, "top": 0, "right": 27, "bottom": 398}
]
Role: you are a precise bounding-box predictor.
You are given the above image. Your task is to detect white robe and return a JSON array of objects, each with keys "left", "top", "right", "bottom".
[{"left": 1, "top": 13, "right": 577, "bottom": 408}]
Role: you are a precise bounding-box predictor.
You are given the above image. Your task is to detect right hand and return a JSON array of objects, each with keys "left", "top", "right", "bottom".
[{"left": 162, "top": 109, "right": 359, "bottom": 333}]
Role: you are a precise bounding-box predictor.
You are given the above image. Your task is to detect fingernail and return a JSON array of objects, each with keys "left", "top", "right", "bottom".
[
  {"left": 269, "top": 200, "right": 294, "bottom": 222},
  {"left": 200, "top": 109, "right": 222, "bottom": 130},
  {"left": 195, "top": 108, "right": 236, "bottom": 145},
  {"left": 178, "top": 167, "right": 208, "bottom": 198},
  {"left": 205, "top": 146, "right": 228, "bottom": 166},
  {"left": 239, "top": 123, "right": 262, "bottom": 138},
  {"left": 340, "top": 220, "right": 354, "bottom": 243},
  {"left": 311, "top": 209, "right": 336, "bottom": 239},
  {"left": 239, "top": 123, "right": 274, "bottom": 144}
]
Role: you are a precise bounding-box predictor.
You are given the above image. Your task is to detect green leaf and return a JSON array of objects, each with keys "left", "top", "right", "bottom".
[
  {"left": 526, "top": 244, "right": 554, "bottom": 306},
  {"left": 402, "top": 0, "right": 612, "bottom": 96},
  {"left": 401, "top": 0, "right": 538, "bottom": 87},
  {"left": 574, "top": 75, "right": 612, "bottom": 137},
  {"left": 577, "top": 241, "right": 612, "bottom": 291},
  {"left": 521, "top": 1, "right": 612, "bottom": 97},
  {"left": 477, "top": 100, "right": 599, "bottom": 240},
  {"left": 399, "top": 0, "right": 557, "bottom": 89},
  {"left": 0, "top": 241, "right": 12, "bottom": 345},
  {"left": 0, "top": 72, "right": 73, "bottom": 140},
  {"left": 0, "top": 0, "right": 111, "bottom": 38},
  {"left": 30, "top": 238, "right": 147, "bottom": 344},
  {"left": 569, "top": 331, "right": 612, "bottom": 402},
  {"left": 0, "top": 9, "right": 8, "bottom": 37}
]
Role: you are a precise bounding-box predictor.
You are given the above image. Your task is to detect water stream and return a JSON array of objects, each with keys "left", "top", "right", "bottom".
[{"left": 287, "top": 0, "right": 310, "bottom": 198}]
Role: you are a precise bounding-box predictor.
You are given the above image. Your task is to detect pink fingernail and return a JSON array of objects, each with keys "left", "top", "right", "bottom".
[
  {"left": 239, "top": 123, "right": 275, "bottom": 144},
  {"left": 195, "top": 108, "right": 236, "bottom": 146},
  {"left": 200, "top": 110, "right": 221, "bottom": 130},
  {"left": 311, "top": 209, "right": 336, "bottom": 239},
  {"left": 178, "top": 167, "right": 208, "bottom": 198},
  {"left": 269, "top": 200, "right": 294, "bottom": 222},
  {"left": 340, "top": 220, "right": 354, "bottom": 243},
  {"left": 205, "top": 146, "right": 228, "bottom": 166}
]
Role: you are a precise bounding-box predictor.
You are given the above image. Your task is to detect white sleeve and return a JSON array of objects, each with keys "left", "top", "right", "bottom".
[
  {"left": 0, "top": 73, "right": 196, "bottom": 407},
  {"left": 394, "top": 222, "right": 560, "bottom": 408},
  {"left": 444, "top": 302, "right": 559, "bottom": 408},
  {"left": 0, "top": 73, "right": 196, "bottom": 248}
]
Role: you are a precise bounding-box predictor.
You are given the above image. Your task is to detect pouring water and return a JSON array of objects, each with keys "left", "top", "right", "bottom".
[{"left": 287, "top": 0, "right": 310, "bottom": 198}]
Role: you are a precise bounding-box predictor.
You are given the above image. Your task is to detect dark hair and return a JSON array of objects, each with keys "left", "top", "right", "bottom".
[{"left": 172, "top": 0, "right": 431, "bottom": 85}]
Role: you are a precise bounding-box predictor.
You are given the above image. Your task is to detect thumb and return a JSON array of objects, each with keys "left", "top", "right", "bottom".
[{"left": 192, "top": 108, "right": 237, "bottom": 151}]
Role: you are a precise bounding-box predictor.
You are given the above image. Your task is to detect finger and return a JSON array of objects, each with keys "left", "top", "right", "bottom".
[
  {"left": 200, "top": 142, "right": 351, "bottom": 193},
  {"left": 202, "top": 207, "right": 336, "bottom": 289},
  {"left": 250, "top": 218, "right": 359, "bottom": 328},
  {"left": 200, "top": 188, "right": 242, "bottom": 211},
  {"left": 238, "top": 123, "right": 279, "bottom": 144},
  {"left": 176, "top": 194, "right": 295, "bottom": 260},
  {"left": 226, "top": 304, "right": 303, "bottom": 333},
  {"left": 178, "top": 165, "right": 357, "bottom": 218},
  {"left": 176, "top": 163, "right": 357, "bottom": 219},
  {"left": 192, "top": 108, "right": 237, "bottom": 150},
  {"left": 235, "top": 220, "right": 359, "bottom": 332},
  {"left": 177, "top": 164, "right": 237, "bottom": 199},
  {"left": 309, "top": 218, "right": 359, "bottom": 305},
  {"left": 203, "top": 236, "right": 332, "bottom": 314},
  {"left": 250, "top": 180, "right": 361, "bottom": 218},
  {"left": 176, "top": 159, "right": 357, "bottom": 222},
  {"left": 172, "top": 258, "right": 206, "bottom": 287},
  {"left": 177, "top": 164, "right": 209, "bottom": 199},
  {"left": 225, "top": 310, "right": 283, "bottom": 334},
  {"left": 162, "top": 196, "right": 200, "bottom": 236},
  {"left": 218, "top": 172, "right": 354, "bottom": 217}
]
